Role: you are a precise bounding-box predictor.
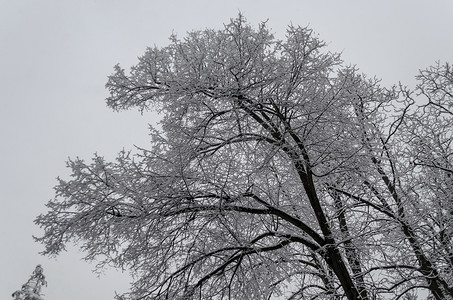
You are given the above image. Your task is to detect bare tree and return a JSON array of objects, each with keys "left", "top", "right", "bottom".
[{"left": 35, "top": 16, "right": 453, "bottom": 299}]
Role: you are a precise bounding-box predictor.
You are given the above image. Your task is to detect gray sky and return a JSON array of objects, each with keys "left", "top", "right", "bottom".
[{"left": 1, "top": 1, "right": 452, "bottom": 299}]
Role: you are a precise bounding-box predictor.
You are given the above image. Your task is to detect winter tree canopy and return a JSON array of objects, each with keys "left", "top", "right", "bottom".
[{"left": 35, "top": 16, "right": 453, "bottom": 299}]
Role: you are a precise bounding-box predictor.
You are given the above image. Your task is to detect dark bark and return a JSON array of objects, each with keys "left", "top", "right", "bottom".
[
  {"left": 332, "top": 190, "right": 369, "bottom": 300},
  {"left": 296, "top": 161, "right": 363, "bottom": 300}
]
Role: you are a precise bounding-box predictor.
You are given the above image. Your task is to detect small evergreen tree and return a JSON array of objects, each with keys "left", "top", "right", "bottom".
[{"left": 12, "top": 265, "right": 47, "bottom": 300}]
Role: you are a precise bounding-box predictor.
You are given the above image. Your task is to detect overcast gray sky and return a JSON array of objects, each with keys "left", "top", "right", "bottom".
[{"left": 1, "top": 1, "right": 452, "bottom": 299}]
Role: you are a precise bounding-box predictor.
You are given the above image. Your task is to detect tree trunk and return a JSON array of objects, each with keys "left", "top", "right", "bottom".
[{"left": 297, "top": 163, "right": 364, "bottom": 299}]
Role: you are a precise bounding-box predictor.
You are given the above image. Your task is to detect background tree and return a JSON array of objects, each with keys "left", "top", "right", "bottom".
[
  {"left": 12, "top": 265, "right": 47, "bottom": 300},
  {"left": 35, "top": 16, "right": 453, "bottom": 299}
]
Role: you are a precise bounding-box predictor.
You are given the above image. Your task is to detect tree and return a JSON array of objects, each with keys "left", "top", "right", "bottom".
[
  {"left": 34, "top": 16, "right": 453, "bottom": 299},
  {"left": 12, "top": 265, "right": 47, "bottom": 300}
]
